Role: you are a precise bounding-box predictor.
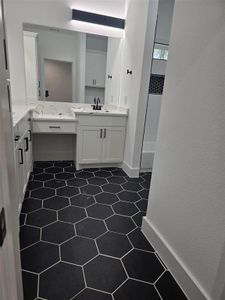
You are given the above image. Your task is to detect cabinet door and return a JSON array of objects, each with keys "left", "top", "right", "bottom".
[
  {"left": 102, "top": 127, "right": 126, "bottom": 163},
  {"left": 85, "top": 51, "right": 107, "bottom": 88},
  {"left": 78, "top": 126, "right": 102, "bottom": 164}
]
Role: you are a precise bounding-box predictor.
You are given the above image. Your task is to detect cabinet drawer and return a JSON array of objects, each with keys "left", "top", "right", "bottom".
[
  {"left": 32, "top": 121, "right": 77, "bottom": 134},
  {"left": 77, "top": 115, "right": 127, "bottom": 127}
]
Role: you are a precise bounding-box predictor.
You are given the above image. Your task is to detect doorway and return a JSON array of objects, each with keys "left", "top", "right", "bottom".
[
  {"left": 44, "top": 59, "right": 72, "bottom": 102},
  {"left": 140, "top": 0, "right": 175, "bottom": 173}
]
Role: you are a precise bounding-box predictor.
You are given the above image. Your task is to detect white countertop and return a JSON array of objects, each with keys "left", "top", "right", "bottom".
[
  {"left": 12, "top": 104, "right": 35, "bottom": 127},
  {"left": 72, "top": 107, "right": 128, "bottom": 117},
  {"left": 12, "top": 102, "right": 128, "bottom": 127},
  {"left": 31, "top": 114, "right": 77, "bottom": 122}
]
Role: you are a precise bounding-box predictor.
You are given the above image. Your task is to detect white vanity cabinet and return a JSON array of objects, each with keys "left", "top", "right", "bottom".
[
  {"left": 77, "top": 115, "right": 127, "bottom": 167},
  {"left": 14, "top": 113, "right": 33, "bottom": 210}
]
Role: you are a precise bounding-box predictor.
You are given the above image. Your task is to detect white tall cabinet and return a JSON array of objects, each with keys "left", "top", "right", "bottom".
[
  {"left": 85, "top": 50, "right": 107, "bottom": 88},
  {"left": 23, "top": 31, "right": 39, "bottom": 103}
]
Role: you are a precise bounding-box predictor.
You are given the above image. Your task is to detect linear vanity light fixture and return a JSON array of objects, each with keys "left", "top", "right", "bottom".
[{"left": 72, "top": 9, "right": 125, "bottom": 29}]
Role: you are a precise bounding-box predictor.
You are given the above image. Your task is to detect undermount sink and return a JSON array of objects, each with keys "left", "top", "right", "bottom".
[{"left": 72, "top": 106, "right": 110, "bottom": 113}]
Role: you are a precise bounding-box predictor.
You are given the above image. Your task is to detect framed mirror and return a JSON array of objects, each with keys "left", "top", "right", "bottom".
[{"left": 23, "top": 24, "right": 122, "bottom": 105}]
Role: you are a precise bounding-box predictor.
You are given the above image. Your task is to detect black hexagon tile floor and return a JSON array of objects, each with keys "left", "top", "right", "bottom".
[
  {"left": 20, "top": 161, "right": 188, "bottom": 300},
  {"left": 84, "top": 255, "right": 127, "bottom": 293},
  {"left": 61, "top": 236, "right": 98, "bottom": 265}
]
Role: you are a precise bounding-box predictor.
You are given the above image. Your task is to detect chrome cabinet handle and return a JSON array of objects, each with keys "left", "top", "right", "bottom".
[
  {"left": 49, "top": 126, "right": 60, "bottom": 129},
  {"left": 100, "top": 128, "right": 103, "bottom": 138},
  {"left": 104, "top": 128, "right": 106, "bottom": 138}
]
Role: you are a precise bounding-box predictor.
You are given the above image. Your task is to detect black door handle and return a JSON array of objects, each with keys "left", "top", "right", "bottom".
[
  {"left": 24, "top": 137, "right": 29, "bottom": 152},
  {"left": 45, "top": 90, "right": 49, "bottom": 98},
  {"left": 3, "top": 39, "right": 8, "bottom": 70},
  {"left": 19, "top": 148, "right": 23, "bottom": 165}
]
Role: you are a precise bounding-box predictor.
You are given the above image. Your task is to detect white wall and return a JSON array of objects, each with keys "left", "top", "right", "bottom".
[
  {"left": 119, "top": 0, "right": 158, "bottom": 176},
  {"left": 33, "top": 134, "right": 75, "bottom": 161},
  {"left": 105, "top": 37, "right": 123, "bottom": 105},
  {"left": 143, "top": 1, "right": 225, "bottom": 299},
  {"left": 156, "top": 0, "right": 175, "bottom": 45},
  {"left": 4, "top": 0, "right": 125, "bottom": 105},
  {"left": 143, "top": 95, "right": 162, "bottom": 143}
]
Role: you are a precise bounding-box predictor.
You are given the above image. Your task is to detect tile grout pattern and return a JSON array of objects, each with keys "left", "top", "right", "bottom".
[{"left": 20, "top": 161, "right": 188, "bottom": 300}]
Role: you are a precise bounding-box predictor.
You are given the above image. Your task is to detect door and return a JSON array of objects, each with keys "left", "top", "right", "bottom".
[
  {"left": 44, "top": 59, "right": 72, "bottom": 102},
  {"left": 102, "top": 127, "right": 126, "bottom": 163},
  {"left": 0, "top": 0, "right": 23, "bottom": 298},
  {"left": 78, "top": 126, "right": 102, "bottom": 164}
]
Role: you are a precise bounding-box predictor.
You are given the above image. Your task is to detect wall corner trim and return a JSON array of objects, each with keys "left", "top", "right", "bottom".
[
  {"left": 142, "top": 217, "right": 210, "bottom": 300},
  {"left": 121, "top": 161, "right": 140, "bottom": 178}
]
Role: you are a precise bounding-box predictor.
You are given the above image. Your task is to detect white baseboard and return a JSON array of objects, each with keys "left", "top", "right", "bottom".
[
  {"left": 121, "top": 161, "right": 140, "bottom": 178},
  {"left": 142, "top": 217, "right": 210, "bottom": 300},
  {"left": 140, "top": 167, "right": 152, "bottom": 173},
  {"left": 76, "top": 163, "right": 121, "bottom": 171}
]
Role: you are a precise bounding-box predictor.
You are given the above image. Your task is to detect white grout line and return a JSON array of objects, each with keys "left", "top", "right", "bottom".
[
  {"left": 153, "top": 269, "right": 167, "bottom": 285},
  {"left": 21, "top": 268, "right": 39, "bottom": 275},
  {"left": 37, "top": 273, "right": 40, "bottom": 299},
  {"left": 155, "top": 252, "right": 168, "bottom": 270},
  {"left": 71, "top": 287, "right": 86, "bottom": 299},
  {"left": 112, "top": 277, "right": 129, "bottom": 296},
  {"left": 155, "top": 284, "right": 164, "bottom": 300}
]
